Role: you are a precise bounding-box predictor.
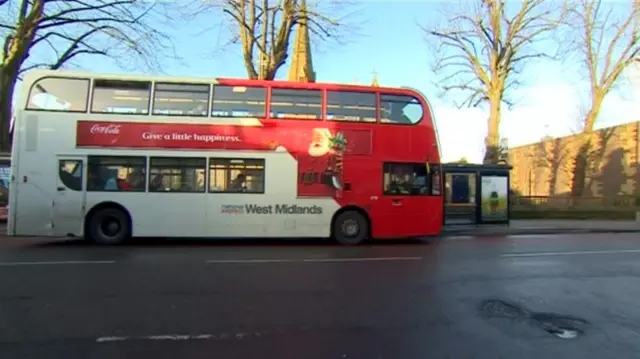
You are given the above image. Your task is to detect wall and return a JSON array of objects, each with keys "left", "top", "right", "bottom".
[{"left": 508, "top": 122, "right": 639, "bottom": 197}]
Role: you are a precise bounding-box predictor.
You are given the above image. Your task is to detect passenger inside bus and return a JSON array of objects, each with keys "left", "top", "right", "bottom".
[
  {"left": 386, "top": 167, "right": 412, "bottom": 194},
  {"left": 97, "top": 168, "right": 119, "bottom": 190},
  {"left": 230, "top": 173, "right": 247, "bottom": 192},
  {"left": 118, "top": 177, "right": 132, "bottom": 191},
  {"left": 125, "top": 171, "right": 145, "bottom": 191},
  {"left": 92, "top": 169, "right": 143, "bottom": 191},
  {"left": 150, "top": 174, "right": 165, "bottom": 191}
]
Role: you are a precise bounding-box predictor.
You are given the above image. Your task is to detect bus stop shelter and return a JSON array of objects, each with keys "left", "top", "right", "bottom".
[{"left": 442, "top": 164, "right": 512, "bottom": 225}]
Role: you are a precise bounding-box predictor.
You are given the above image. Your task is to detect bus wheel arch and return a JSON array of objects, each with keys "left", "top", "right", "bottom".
[
  {"left": 84, "top": 202, "right": 132, "bottom": 245},
  {"left": 331, "top": 206, "right": 371, "bottom": 245}
]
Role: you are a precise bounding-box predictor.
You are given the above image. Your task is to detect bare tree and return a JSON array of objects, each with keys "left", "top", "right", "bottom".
[
  {"left": 565, "top": 0, "right": 640, "bottom": 196},
  {"left": 191, "top": 0, "right": 353, "bottom": 80},
  {"left": 424, "top": 0, "right": 565, "bottom": 164},
  {"left": 570, "top": 0, "right": 640, "bottom": 133},
  {"left": 0, "top": 0, "right": 178, "bottom": 152}
]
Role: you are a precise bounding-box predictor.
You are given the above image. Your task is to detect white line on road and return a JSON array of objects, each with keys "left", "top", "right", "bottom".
[
  {"left": 205, "top": 256, "right": 423, "bottom": 264},
  {"left": 500, "top": 249, "right": 640, "bottom": 258},
  {"left": 0, "top": 260, "right": 116, "bottom": 266},
  {"left": 96, "top": 336, "right": 129, "bottom": 343},
  {"left": 96, "top": 332, "right": 266, "bottom": 343}
]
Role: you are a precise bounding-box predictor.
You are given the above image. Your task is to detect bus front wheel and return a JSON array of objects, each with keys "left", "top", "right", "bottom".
[
  {"left": 332, "top": 210, "right": 368, "bottom": 245},
  {"left": 88, "top": 207, "right": 131, "bottom": 245}
]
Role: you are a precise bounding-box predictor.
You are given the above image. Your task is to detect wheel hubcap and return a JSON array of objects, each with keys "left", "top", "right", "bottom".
[
  {"left": 101, "top": 217, "right": 120, "bottom": 237},
  {"left": 341, "top": 219, "right": 359, "bottom": 237}
]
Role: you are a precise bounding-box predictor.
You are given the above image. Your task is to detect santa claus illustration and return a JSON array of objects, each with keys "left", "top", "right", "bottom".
[{"left": 307, "top": 128, "right": 347, "bottom": 190}]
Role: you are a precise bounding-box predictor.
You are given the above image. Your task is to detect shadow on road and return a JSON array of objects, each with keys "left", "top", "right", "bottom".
[
  {"left": 17, "top": 236, "right": 436, "bottom": 249},
  {"left": 0, "top": 221, "right": 441, "bottom": 249}
]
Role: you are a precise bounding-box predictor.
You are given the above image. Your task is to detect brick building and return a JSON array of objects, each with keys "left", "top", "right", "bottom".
[{"left": 507, "top": 122, "right": 640, "bottom": 197}]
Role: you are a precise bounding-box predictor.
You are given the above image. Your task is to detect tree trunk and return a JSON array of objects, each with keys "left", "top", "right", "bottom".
[
  {"left": 0, "top": 67, "right": 17, "bottom": 152},
  {"left": 243, "top": 56, "right": 259, "bottom": 80},
  {"left": 483, "top": 94, "right": 502, "bottom": 164},
  {"left": 583, "top": 95, "right": 602, "bottom": 133},
  {"left": 0, "top": 2, "right": 43, "bottom": 153}
]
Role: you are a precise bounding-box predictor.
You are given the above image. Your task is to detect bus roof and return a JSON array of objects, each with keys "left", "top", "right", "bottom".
[{"left": 21, "top": 69, "right": 427, "bottom": 98}]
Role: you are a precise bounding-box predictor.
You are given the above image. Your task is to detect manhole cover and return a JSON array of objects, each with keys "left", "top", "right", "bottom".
[
  {"left": 479, "top": 299, "right": 588, "bottom": 339},
  {"left": 549, "top": 328, "right": 580, "bottom": 339}
]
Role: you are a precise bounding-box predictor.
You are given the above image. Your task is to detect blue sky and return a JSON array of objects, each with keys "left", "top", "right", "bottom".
[{"left": 15, "top": 0, "right": 640, "bottom": 162}]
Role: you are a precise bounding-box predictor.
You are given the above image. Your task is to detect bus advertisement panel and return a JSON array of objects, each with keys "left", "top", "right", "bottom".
[{"left": 8, "top": 70, "right": 443, "bottom": 245}]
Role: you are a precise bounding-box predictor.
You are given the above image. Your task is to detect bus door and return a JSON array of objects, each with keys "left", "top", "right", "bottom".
[
  {"left": 376, "top": 162, "right": 421, "bottom": 236},
  {"left": 53, "top": 156, "right": 86, "bottom": 237}
]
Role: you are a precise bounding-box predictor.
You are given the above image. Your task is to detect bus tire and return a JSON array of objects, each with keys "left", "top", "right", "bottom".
[
  {"left": 332, "top": 210, "right": 368, "bottom": 245},
  {"left": 88, "top": 207, "right": 130, "bottom": 245}
]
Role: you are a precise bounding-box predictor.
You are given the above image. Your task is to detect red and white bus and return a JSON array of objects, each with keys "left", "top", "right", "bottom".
[{"left": 8, "top": 69, "right": 443, "bottom": 245}]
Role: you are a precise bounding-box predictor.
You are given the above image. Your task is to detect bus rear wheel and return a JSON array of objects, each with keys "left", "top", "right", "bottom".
[
  {"left": 87, "top": 208, "right": 130, "bottom": 245},
  {"left": 332, "top": 210, "right": 368, "bottom": 245}
]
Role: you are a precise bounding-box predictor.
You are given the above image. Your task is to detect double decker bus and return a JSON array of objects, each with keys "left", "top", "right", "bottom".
[{"left": 8, "top": 69, "right": 443, "bottom": 245}]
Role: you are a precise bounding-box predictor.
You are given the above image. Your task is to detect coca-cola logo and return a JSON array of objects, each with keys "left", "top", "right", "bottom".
[{"left": 90, "top": 123, "right": 121, "bottom": 135}]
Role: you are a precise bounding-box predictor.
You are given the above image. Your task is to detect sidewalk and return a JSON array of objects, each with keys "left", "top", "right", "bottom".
[{"left": 442, "top": 220, "right": 640, "bottom": 237}]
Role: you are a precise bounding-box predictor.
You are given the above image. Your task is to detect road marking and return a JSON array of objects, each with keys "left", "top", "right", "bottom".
[
  {"left": 500, "top": 249, "right": 640, "bottom": 258},
  {"left": 96, "top": 336, "right": 128, "bottom": 343},
  {"left": 0, "top": 260, "right": 116, "bottom": 266},
  {"left": 96, "top": 332, "right": 266, "bottom": 343},
  {"left": 205, "top": 256, "right": 422, "bottom": 264}
]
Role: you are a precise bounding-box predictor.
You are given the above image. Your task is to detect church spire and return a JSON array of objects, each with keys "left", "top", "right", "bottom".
[
  {"left": 288, "top": 0, "right": 316, "bottom": 82},
  {"left": 371, "top": 70, "right": 379, "bottom": 87}
]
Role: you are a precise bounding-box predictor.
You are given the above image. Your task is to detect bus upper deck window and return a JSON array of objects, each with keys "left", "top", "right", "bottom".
[
  {"left": 380, "top": 94, "right": 423, "bottom": 124},
  {"left": 26, "top": 77, "right": 90, "bottom": 112}
]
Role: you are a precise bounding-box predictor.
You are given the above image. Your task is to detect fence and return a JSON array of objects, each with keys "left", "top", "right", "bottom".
[
  {"left": 512, "top": 195, "right": 636, "bottom": 210},
  {"left": 511, "top": 196, "right": 637, "bottom": 222}
]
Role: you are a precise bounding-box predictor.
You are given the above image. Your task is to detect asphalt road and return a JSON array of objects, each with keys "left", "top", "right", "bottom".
[{"left": 2, "top": 233, "right": 640, "bottom": 359}]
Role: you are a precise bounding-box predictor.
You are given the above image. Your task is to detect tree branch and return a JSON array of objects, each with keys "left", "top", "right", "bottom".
[
  {"left": 424, "top": 0, "right": 566, "bottom": 163},
  {"left": 0, "top": 0, "right": 181, "bottom": 152},
  {"left": 38, "top": 1, "right": 134, "bottom": 26},
  {"left": 49, "top": 26, "right": 110, "bottom": 69},
  {"left": 569, "top": 0, "right": 640, "bottom": 132},
  {"left": 198, "top": 0, "right": 353, "bottom": 80}
]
